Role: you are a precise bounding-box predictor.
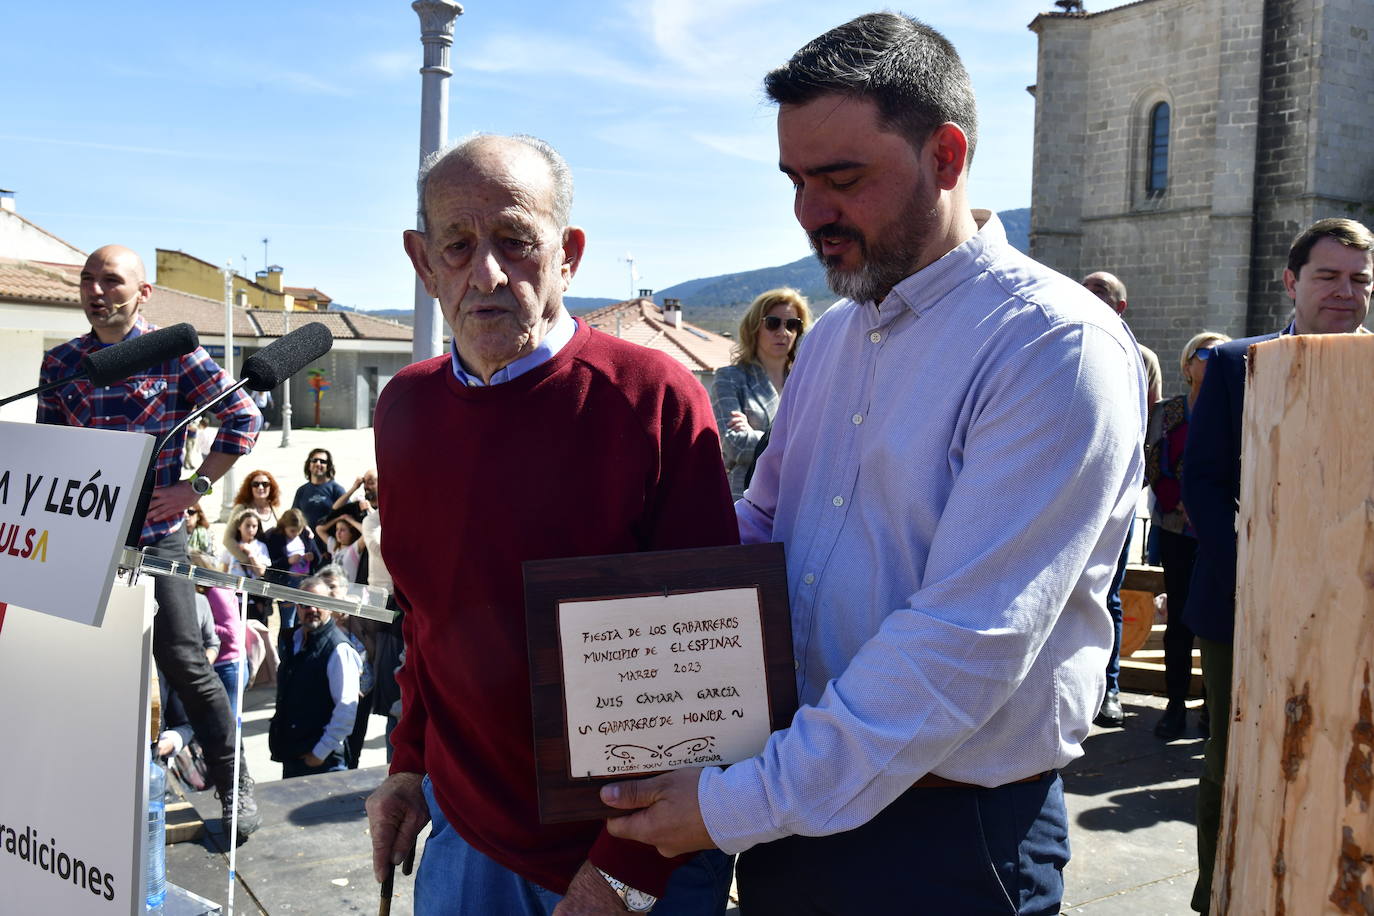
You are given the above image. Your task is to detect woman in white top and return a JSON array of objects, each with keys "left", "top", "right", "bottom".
[
  {"left": 317, "top": 515, "right": 365, "bottom": 584},
  {"left": 220, "top": 508, "right": 270, "bottom": 579}
]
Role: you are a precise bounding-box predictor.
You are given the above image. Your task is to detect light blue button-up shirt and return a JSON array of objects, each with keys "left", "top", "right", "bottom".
[
  {"left": 697, "top": 211, "right": 1146, "bottom": 853},
  {"left": 450, "top": 308, "right": 576, "bottom": 386}
]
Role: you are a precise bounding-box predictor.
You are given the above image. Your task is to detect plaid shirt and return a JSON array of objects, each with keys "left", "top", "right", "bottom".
[{"left": 37, "top": 314, "right": 262, "bottom": 546}]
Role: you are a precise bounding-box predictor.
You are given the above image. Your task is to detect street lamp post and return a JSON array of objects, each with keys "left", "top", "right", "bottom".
[
  {"left": 411, "top": 0, "right": 463, "bottom": 363},
  {"left": 279, "top": 299, "right": 293, "bottom": 447},
  {"left": 219, "top": 263, "right": 238, "bottom": 520}
]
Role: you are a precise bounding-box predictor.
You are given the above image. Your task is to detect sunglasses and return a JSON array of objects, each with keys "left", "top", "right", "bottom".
[
  {"left": 309, "top": 457, "right": 329, "bottom": 465},
  {"left": 1194, "top": 347, "right": 1215, "bottom": 361},
  {"left": 761, "top": 316, "right": 804, "bottom": 333},
  {"left": 185, "top": 509, "right": 199, "bottom": 516},
  {"left": 251, "top": 481, "right": 272, "bottom": 489}
]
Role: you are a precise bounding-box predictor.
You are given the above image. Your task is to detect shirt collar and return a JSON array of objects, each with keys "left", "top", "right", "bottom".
[
  {"left": 875, "top": 209, "right": 1005, "bottom": 322},
  {"left": 450, "top": 307, "right": 576, "bottom": 387}
]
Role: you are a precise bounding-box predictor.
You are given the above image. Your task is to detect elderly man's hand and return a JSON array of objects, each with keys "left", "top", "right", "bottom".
[
  {"left": 551, "top": 861, "right": 626, "bottom": 915},
  {"left": 365, "top": 772, "right": 429, "bottom": 883},
  {"left": 601, "top": 768, "right": 715, "bottom": 858}
]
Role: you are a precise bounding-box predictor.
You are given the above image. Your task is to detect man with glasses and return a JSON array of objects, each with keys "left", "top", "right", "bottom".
[
  {"left": 38, "top": 244, "right": 263, "bottom": 842},
  {"left": 1182, "top": 217, "right": 1374, "bottom": 912},
  {"left": 293, "top": 449, "right": 345, "bottom": 530}
]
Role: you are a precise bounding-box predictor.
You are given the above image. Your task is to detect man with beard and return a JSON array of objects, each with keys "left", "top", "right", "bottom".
[{"left": 601, "top": 14, "right": 1145, "bottom": 914}]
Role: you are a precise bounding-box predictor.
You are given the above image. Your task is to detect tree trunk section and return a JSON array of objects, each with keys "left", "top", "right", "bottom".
[{"left": 1216, "top": 334, "right": 1374, "bottom": 914}]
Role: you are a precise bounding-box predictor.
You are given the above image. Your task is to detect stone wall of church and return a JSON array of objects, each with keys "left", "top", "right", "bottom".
[{"left": 1031, "top": 0, "right": 1372, "bottom": 370}]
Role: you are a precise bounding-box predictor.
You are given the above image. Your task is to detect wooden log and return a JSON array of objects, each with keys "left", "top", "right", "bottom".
[{"left": 1215, "top": 334, "right": 1374, "bottom": 914}]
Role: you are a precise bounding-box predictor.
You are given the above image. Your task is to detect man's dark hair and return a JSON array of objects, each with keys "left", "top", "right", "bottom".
[
  {"left": 1287, "top": 217, "right": 1374, "bottom": 276},
  {"left": 764, "top": 12, "right": 978, "bottom": 165}
]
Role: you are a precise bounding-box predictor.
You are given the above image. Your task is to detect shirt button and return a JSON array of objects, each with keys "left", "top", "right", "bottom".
[
  {"left": 832, "top": 496, "right": 844, "bottom": 507},
  {"left": 869, "top": 331, "right": 882, "bottom": 343},
  {"left": 803, "top": 573, "right": 815, "bottom": 585},
  {"left": 794, "top": 659, "right": 799, "bottom": 671},
  {"left": 852, "top": 413, "right": 863, "bottom": 425}
]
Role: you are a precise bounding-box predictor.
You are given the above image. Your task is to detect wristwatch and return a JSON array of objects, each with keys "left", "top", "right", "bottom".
[
  {"left": 595, "top": 867, "right": 657, "bottom": 912},
  {"left": 188, "top": 472, "right": 213, "bottom": 497}
]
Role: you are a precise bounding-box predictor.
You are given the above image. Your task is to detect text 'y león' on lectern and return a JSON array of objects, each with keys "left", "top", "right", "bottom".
[{"left": 0, "top": 420, "right": 393, "bottom": 915}]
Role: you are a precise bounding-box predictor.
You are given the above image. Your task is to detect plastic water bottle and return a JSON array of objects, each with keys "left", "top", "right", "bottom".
[{"left": 145, "top": 750, "right": 166, "bottom": 912}]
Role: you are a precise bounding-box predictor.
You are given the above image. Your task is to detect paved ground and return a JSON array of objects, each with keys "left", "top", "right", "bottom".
[
  {"left": 165, "top": 429, "right": 1207, "bottom": 914},
  {"left": 166, "top": 687, "right": 1208, "bottom": 914}
]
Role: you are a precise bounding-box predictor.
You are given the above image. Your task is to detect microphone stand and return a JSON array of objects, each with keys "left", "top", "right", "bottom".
[
  {"left": 0, "top": 373, "right": 89, "bottom": 408},
  {"left": 124, "top": 378, "right": 252, "bottom": 548}
]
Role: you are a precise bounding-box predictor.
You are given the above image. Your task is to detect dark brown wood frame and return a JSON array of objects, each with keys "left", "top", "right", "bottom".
[{"left": 524, "top": 542, "right": 796, "bottom": 823}]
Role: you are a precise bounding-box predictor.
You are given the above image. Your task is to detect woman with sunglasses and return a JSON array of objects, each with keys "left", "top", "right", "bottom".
[
  {"left": 292, "top": 449, "right": 346, "bottom": 531},
  {"left": 711, "top": 287, "right": 813, "bottom": 500},
  {"left": 1144, "top": 330, "right": 1231, "bottom": 740},
  {"left": 232, "top": 470, "right": 282, "bottom": 533}
]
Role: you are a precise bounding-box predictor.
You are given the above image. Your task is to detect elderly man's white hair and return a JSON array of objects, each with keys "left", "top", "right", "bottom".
[{"left": 415, "top": 132, "right": 574, "bottom": 232}]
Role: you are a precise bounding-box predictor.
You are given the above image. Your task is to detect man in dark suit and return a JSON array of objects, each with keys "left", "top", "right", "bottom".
[{"left": 1182, "top": 217, "right": 1373, "bottom": 913}]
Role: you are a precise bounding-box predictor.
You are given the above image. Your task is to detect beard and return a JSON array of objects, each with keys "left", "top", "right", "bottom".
[{"left": 809, "top": 180, "right": 937, "bottom": 305}]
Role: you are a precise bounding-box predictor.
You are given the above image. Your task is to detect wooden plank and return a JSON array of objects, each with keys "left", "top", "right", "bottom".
[
  {"left": 1215, "top": 335, "right": 1374, "bottom": 914},
  {"left": 165, "top": 799, "right": 205, "bottom": 844}
]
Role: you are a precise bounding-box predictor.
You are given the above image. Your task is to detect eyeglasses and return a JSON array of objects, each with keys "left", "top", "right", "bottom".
[
  {"left": 185, "top": 509, "right": 199, "bottom": 516},
  {"left": 251, "top": 481, "right": 272, "bottom": 489},
  {"left": 309, "top": 457, "right": 329, "bottom": 465},
  {"left": 1194, "top": 347, "right": 1215, "bottom": 361},
  {"left": 761, "top": 316, "right": 804, "bottom": 333}
]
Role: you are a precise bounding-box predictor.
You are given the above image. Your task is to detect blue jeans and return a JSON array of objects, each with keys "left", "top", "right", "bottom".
[
  {"left": 214, "top": 661, "right": 242, "bottom": 723},
  {"left": 737, "top": 773, "right": 1069, "bottom": 915},
  {"left": 415, "top": 776, "right": 733, "bottom": 916},
  {"left": 1104, "top": 525, "right": 1133, "bottom": 694}
]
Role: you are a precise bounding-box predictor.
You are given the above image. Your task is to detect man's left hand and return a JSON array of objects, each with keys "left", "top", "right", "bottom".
[
  {"left": 147, "top": 480, "right": 197, "bottom": 523},
  {"left": 552, "top": 861, "right": 625, "bottom": 915},
  {"left": 302, "top": 751, "right": 325, "bottom": 767},
  {"left": 601, "top": 768, "right": 715, "bottom": 858}
]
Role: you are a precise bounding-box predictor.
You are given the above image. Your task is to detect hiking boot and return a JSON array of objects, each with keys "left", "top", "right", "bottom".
[{"left": 217, "top": 769, "right": 261, "bottom": 843}]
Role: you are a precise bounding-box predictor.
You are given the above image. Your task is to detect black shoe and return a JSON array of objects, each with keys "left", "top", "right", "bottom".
[
  {"left": 1197, "top": 706, "right": 1211, "bottom": 739},
  {"left": 1153, "top": 704, "right": 1187, "bottom": 740},
  {"left": 1094, "top": 692, "right": 1124, "bottom": 728},
  {"left": 217, "top": 769, "right": 261, "bottom": 843}
]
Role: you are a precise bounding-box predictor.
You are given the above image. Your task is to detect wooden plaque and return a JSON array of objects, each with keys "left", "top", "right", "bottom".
[{"left": 524, "top": 542, "right": 796, "bottom": 824}]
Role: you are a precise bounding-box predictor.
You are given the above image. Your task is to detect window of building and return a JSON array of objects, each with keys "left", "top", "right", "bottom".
[{"left": 1146, "top": 102, "right": 1170, "bottom": 196}]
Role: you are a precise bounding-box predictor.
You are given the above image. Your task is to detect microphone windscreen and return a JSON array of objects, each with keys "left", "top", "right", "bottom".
[
  {"left": 81, "top": 323, "right": 200, "bottom": 387},
  {"left": 241, "top": 322, "right": 334, "bottom": 391}
]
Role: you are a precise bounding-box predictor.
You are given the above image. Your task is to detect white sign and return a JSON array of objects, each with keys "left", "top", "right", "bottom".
[
  {"left": 558, "top": 588, "right": 771, "bottom": 777},
  {"left": 0, "top": 420, "right": 154, "bottom": 626},
  {"left": 0, "top": 585, "right": 154, "bottom": 916}
]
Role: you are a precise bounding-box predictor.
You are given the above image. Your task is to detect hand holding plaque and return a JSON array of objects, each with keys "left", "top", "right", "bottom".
[{"left": 525, "top": 543, "right": 796, "bottom": 823}]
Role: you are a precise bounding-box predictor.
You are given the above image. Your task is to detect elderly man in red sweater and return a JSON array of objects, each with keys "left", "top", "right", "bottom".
[{"left": 364, "top": 133, "right": 738, "bottom": 915}]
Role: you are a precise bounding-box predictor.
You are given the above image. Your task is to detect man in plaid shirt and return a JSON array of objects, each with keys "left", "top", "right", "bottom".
[{"left": 38, "top": 244, "right": 264, "bottom": 841}]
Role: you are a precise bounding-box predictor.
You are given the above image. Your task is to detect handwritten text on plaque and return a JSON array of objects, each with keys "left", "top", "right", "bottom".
[{"left": 558, "top": 587, "right": 770, "bottom": 778}]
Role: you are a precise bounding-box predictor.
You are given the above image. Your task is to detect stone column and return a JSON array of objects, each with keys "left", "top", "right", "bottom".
[{"left": 411, "top": 0, "right": 463, "bottom": 364}]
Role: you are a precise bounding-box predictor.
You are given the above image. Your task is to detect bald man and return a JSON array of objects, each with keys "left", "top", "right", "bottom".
[
  {"left": 38, "top": 245, "right": 264, "bottom": 842},
  {"left": 1079, "top": 269, "right": 1159, "bottom": 726}
]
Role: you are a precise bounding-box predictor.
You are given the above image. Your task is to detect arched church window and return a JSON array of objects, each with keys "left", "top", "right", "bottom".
[{"left": 1146, "top": 102, "right": 1170, "bottom": 196}]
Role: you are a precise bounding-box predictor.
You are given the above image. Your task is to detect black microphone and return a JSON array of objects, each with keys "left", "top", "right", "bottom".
[
  {"left": 0, "top": 322, "right": 200, "bottom": 407},
  {"left": 82, "top": 323, "right": 200, "bottom": 387},
  {"left": 241, "top": 322, "right": 334, "bottom": 391}
]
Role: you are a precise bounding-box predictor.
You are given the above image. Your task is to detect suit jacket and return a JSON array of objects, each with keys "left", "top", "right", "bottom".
[{"left": 1180, "top": 331, "right": 1282, "bottom": 643}]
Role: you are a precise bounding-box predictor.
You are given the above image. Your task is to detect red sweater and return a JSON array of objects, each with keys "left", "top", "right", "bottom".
[{"left": 375, "top": 321, "right": 738, "bottom": 896}]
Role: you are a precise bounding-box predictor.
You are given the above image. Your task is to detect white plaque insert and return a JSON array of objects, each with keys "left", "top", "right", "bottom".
[{"left": 558, "top": 587, "right": 771, "bottom": 777}]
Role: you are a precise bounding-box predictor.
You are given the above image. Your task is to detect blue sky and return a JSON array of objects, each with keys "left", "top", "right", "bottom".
[{"left": 2, "top": 1, "right": 1052, "bottom": 308}]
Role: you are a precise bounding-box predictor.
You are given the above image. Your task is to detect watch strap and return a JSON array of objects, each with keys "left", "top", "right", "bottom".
[{"left": 189, "top": 472, "right": 213, "bottom": 496}]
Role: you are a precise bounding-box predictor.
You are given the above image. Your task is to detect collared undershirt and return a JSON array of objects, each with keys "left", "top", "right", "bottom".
[{"left": 449, "top": 308, "right": 577, "bottom": 386}]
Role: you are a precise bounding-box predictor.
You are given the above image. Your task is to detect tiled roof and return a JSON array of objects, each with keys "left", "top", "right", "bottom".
[
  {"left": 284, "top": 286, "right": 332, "bottom": 305},
  {"left": 581, "top": 298, "right": 734, "bottom": 372},
  {"left": 0, "top": 257, "right": 78, "bottom": 304},
  {"left": 0, "top": 257, "right": 408, "bottom": 342},
  {"left": 246, "top": 308, "right": 412, "bottom": 341}
]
